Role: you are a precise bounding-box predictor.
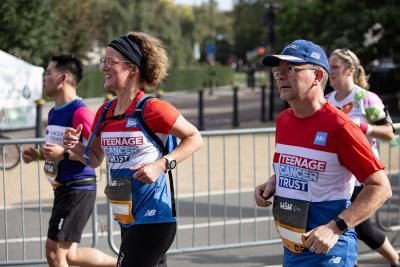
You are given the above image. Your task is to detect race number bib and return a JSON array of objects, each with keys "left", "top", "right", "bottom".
[
  {"left": 44, "top": 160, "right": 62, "bottom": 188},
  {"left": 273, "top": 196, "right": 310, "bottom": 253},
  {"left": 104, "top": 177, "right": 134, "bottom": 225}
]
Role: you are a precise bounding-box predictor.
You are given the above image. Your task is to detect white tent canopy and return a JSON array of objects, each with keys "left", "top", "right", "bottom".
[{"left": 0, "top": 50, "right": 43, "bottom": 130}]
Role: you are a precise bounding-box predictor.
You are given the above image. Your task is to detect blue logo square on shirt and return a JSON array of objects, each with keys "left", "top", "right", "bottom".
[
  {"left": 126, "top": 118, "right": 137, "bottom": 128},
  {"left": 313, "top": 131, "right": 328, "bottom": 146}
]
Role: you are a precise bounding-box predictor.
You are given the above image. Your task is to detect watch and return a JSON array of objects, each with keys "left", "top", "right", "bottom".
[
  {"left": 63, "top": 148, "right": 70, "bottom": 160},
  {"left": 163, "top": 155, "right": 177, "bottom": 171},
  {"left": 334, "top": 217, "right": 348, "bottom": 234}
]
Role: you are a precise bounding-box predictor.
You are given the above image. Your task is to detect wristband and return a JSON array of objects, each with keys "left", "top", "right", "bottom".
[
  {"left": 334, "top": 217, "right": 349, "bottom": 234},
  {"left": 63, "top": 148, "right": 70, "bottom": 160},
  {"left": 359, "top": 122, "right": 373, "bottom": 135},
  {"left": 34, "top": 149, "right": 42, "bottom": 160}
]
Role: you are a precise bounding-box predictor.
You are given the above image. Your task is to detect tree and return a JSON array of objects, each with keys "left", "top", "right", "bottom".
[
  {"left": 100, "top": 0, "right": 192, "bottom": 67},
  {"left": 0, "top": 0, "right": 58, "bottom": 66},
  {"left": 51, "top": 0, "right": 108, "bottom": 61},
  {"left": 0, "top": 0, "right": 109, "bottom": 66},
  {"left": 0, "top": 0, "right": 234, "bottom": 68},
  {"left": 190, "top": 2, "right": 233, "bottom": 65},
  {"left": 232, "top": 0, "right": 269, "bottom": 63},
  {"left": 276, "top": 0, "right": 400, "bottom": 65}
]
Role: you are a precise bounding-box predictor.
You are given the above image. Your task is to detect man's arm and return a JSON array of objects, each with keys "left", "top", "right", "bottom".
[
  {"left": 334, "top": 169, "right": 391, "bottom": 229},
  {"left": 304, "top": 169, "right": 391, "bottom": 254}
]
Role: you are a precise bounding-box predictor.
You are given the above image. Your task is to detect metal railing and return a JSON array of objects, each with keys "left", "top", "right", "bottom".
[
  {"left": 375, "top": 123, "right": 400, "bottom": 232},
  {"left": 0, "top": 125, "right": 399, "bottom": 265},
  {"left": 0, "top": 138, "right": 102, "bottom": 266}
]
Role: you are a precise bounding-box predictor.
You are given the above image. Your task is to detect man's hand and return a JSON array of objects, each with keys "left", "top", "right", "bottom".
[
  {"left": 22, "top": 147, "right": 37, "bottom": 163},
  {"left": 303, "top": 220, "right": 340, "bottom": 254},
  {"left": 42, "top": 143, "right": 64, "bottom": 161},
  {"left": 255, "top": 175, "right": 276, "bottom": 207}
]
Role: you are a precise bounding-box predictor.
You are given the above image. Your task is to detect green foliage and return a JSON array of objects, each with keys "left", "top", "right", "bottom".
[
  {"left": 153, "top": 1, "right": 191, "bottom": 67},
  {"left": 78, "top": 65, "right": 234, "bottom": 98},
  {"left": 78, "top": 66, "right": 106, "bottom": 98},
  {"left": 276, "top": 0, "right": 400, "bottom": 65},
  {"left": 51, "top": 0, "right": 107, "bottom": 61},
  {"left": 3, "top": 0, "right": 398, "bottom": 75},
  {"left": 0, "top": 0, "right": 233, "bottom": 68},
  {"left": 100, "top": 1, "right": 194, "bottom": 67},
  {"left": 233, "top": 0, "right": 269, "bottom": 61},
  {"left": 0, "top": 0, "right": 58, "bottom": 66},
  {"left": 0, "top": 0, "right": 107, "bottom": 66},
  {"left": 160, "top": 65, "right": 234, "bottom": 91}
]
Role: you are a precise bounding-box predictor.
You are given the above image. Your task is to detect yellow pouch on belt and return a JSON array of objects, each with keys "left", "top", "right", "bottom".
[
  {"left": 44, "top": 160, "right": 63, "bottom": 189},
  {"left": 273, "top": 196, "right": 310, "bottom": 254},
  {"left": 104, "top": 177, "right": 134, "bottom": 225}
]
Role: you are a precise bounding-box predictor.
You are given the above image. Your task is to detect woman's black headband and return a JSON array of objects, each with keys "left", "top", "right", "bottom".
[{"left": 108, "top": 35, "right": 143, "bottom": 68}]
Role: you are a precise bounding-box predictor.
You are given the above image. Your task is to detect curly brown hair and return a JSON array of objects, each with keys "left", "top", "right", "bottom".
[{"left": 126, "top": 31, "right": 169, "bottom": 88}]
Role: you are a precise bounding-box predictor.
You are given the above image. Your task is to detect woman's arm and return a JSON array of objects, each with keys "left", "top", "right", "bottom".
[
  {"left": 132, "top": 115, "right": 203, "bottom": 183},
  {"left": 166, "top": 115, "right": 203, "bottom": 164},
  {"left": 369, "top": 123, "right": 395, "bottom": 141}
]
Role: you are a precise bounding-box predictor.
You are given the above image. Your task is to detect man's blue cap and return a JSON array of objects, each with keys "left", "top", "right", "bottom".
[{"left": 262, "top": 39, "right": 329, "bottom": 72}]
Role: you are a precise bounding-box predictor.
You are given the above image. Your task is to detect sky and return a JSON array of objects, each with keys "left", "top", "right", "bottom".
[{"left": 174, "top": 0, "right": 233, "bottom": 11}]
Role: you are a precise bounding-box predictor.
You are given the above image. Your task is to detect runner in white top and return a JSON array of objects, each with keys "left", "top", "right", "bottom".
[{"left": 327, "top": 48, "right": 398, "bottom": 267}]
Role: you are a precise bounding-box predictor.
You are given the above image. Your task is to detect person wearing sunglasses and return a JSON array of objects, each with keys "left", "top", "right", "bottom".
[
  {"left": 63, "top": 32, "right": 203, "bottom": 267},
  {"left": 326, "top": 48, "right": 398, "bottom": 266},
  {"left": 255, "top": 39, "right": 392, "bottom": 266}
]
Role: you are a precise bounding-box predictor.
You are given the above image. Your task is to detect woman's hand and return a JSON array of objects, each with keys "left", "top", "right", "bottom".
[
  {"left": 64, "top": 124, "right": 83, "bottom": 150},
  {"left": 131, "top": 159, "right": 166, "bottom": 183}
]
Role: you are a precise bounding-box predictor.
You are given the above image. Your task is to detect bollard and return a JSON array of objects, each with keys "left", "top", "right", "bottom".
[
  {"left": 198, "top": 88, "right": 205, "bottom": 130},
  {"left": 260, "top": 84, "right": 267, "bottom": 122},
  {"left": 208, "top": 77, "right": 214, "bottom": 96},
  {"left": 208, "top": 68, "right": 216, "bottom": 96},
  {"left": 232, "top": 86, "right": 239, "bottom": 127},
  {"left": 156, "top": 89, "right": 164, "bottom": 99},
  {"left": 35, "top": 99, "right": 46, "bottom": 138}
]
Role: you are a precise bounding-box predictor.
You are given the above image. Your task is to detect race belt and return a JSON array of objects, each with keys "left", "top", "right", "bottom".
[
  {"left": 44, "top": 160, "right": 63, "bottom": 188},
  {"left": 104, "top": 177, "right": 134, "bottom": 225},
  {"left": 273, "top": 196, "right": 310, "bottom": 253}
]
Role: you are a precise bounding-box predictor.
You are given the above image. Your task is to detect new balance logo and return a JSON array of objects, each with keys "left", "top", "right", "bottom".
[
  {"left": 329, "top": 256, "right": 342, "bottom": 264},
  {"left": 144, "top": 209, "right": 156, "bottom": 216}
]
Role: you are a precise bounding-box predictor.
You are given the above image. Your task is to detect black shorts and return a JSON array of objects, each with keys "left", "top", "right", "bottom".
[
  {"left": 118, "top": 222, "right": 177, "bottom": 267},
  {"left": 47, "top": 187, "right": 96, "bottom": 243}
]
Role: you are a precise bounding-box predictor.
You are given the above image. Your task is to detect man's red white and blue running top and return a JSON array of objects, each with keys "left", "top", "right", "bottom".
[{"left": 273, "top": 102, "right": 384, "bottom": 266}]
